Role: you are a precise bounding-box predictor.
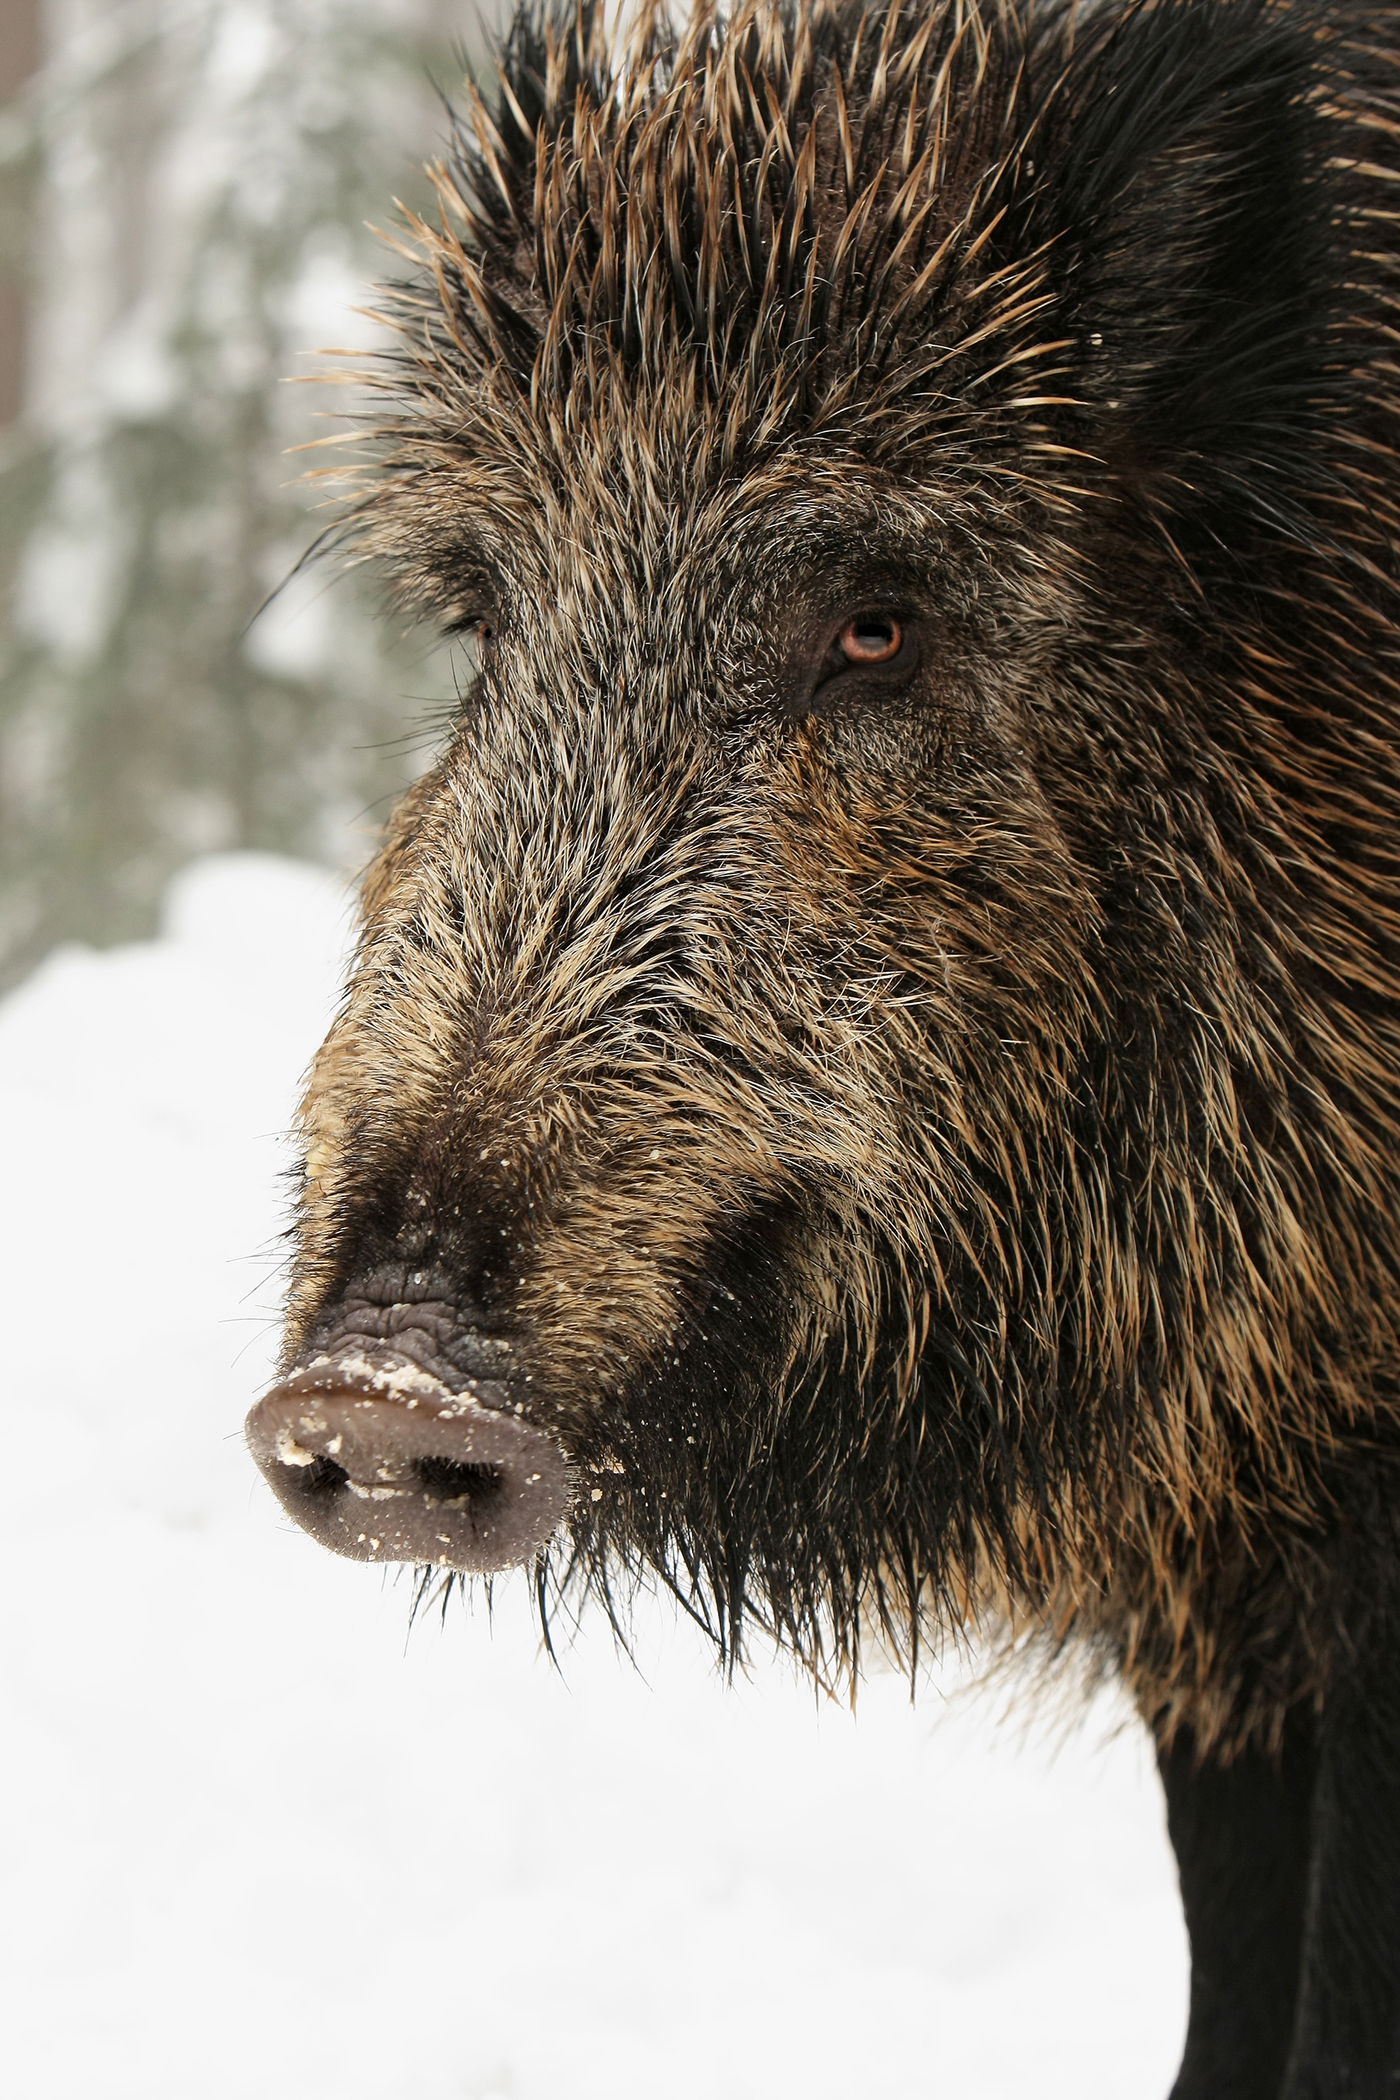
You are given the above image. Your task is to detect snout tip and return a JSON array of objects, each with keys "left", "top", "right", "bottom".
[{"left": 245, "top": 1350, "right": 571, "bottom": 1573}]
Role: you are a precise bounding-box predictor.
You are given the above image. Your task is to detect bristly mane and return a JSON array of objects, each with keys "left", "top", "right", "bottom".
[{"left": 340, "top": 0, "right": 1395, "bottom": 624}]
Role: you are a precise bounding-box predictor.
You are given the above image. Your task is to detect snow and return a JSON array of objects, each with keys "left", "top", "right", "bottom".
[{"left": 0, "top": 852, "right": 1188, "bottom": 2099}]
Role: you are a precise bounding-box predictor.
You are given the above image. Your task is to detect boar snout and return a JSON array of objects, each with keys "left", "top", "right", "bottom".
[{"left": 245, "top": 1347, "right": 571, "bottom": 1572}]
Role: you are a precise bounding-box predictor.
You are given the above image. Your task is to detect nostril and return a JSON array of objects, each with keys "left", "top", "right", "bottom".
[
  {"left": 416, "top": 1454, "right": 501, "bottom": 1505},
  {"left": 301, "top": 1453, "right": 350, "bottom": 1499},
  {"left": 245, "top": 1350, "right": 571, "bottom": 1573}
]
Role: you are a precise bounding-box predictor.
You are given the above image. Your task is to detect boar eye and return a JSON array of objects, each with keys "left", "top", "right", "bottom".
[
  {"left": 800, "top": 609, "right": 917, "bottom": 713},
  {"left": 836, "top": 614, "right": 902, "bottom": 666},
  {"left": 446, "top": 614, "right": 499, "bottom": 690}
]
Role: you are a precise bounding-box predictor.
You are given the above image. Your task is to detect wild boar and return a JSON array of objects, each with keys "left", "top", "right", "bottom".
[{"left": 247, "top": 3, "right": 1400, "bottom": 2091}]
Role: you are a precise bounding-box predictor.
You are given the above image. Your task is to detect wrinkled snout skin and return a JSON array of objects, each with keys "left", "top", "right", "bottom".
[{"left": 247, "top": 4, "right": 1400, "bottom": 2086}]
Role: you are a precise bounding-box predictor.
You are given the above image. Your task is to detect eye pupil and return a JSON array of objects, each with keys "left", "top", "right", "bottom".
[{"left": 839, "top": 615, "right": 902, "bottom": 666}]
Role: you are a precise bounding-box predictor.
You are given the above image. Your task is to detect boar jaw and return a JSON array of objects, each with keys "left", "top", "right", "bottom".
[{"left": 246, "top": 1347, "right": 571, "bottom": 1572}]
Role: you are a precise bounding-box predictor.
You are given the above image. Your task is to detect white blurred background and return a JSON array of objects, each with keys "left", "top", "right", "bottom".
[{"left": 0, "top": 6, "right": 1188, "bottom": 2094}]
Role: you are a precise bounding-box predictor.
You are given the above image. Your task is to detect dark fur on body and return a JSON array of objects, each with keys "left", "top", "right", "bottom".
[{"left": 277, "top": 2, "right": 1400, "bottom": 2082}]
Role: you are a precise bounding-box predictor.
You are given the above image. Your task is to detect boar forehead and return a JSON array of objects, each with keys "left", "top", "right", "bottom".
[
  {"left": 351, "top": 0, "right": 1083, "bottom": 636},
  {"left": 384, "top": 434, "right": 1052, "bottom": 687}
]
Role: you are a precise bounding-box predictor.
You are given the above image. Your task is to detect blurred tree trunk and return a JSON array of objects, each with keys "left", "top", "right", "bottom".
[
  {"left": 0, "top": 0, "right": 40, "bottom": 103},
  {"left": 0, "top": 0, "right": 40, "bottom": 427},
  {"left": 0, "top": 0, "right": 490, "bottom": 987}
]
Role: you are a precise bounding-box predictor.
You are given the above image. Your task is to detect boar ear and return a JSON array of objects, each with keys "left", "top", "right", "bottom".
[
  {"left": 1043, "top": 2, "right": 1339, "bottom": 537},
  {"left": 485, "top": 0, "right": 669, "bottom": 194},
  {"left": 445, "top": 2, "right": 612, "bottom": 232},
  {"left": 492, "top": 1, "right": 605, "bottom": 164}
]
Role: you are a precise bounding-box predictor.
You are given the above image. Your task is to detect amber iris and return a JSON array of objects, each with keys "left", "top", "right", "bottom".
[{"left": 837, "top": 615, "right": 902, "bottom": 665}]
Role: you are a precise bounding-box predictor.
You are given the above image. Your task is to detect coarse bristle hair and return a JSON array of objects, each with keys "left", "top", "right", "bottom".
[
  {"left": 291, "top": 0, "right": 1400, "bottom": 1747},
  {"left": 333, "top": 0, "right": 1400, "bottom": 619},
  {"left": 388, "top": 0, "right": 1066, "bottom": 459}
]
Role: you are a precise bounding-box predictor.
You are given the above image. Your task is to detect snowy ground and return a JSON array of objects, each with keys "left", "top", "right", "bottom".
[{"left": 0, "top": 854, "right": 1188, "bottom": 2099}]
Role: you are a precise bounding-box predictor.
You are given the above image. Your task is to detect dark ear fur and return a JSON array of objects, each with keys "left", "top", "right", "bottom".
[
  {"left": 492, "top": 0, "right": 606, "bottom": 171},
  {"left": 1037, "top": 0, "right": 1346, "bottom": 555},
  {"left": 437, "top": 1, "right": 607, "bottom": 251}
]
